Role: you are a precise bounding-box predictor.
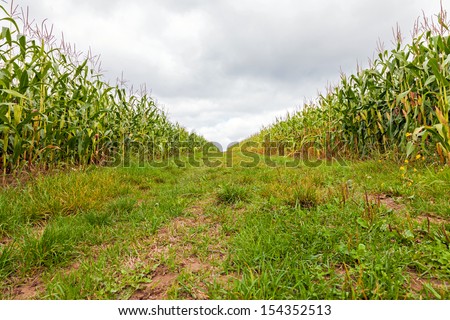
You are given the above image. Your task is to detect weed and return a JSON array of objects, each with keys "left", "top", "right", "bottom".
[
  {"left": 284, "top": 178, "right": 321, "bottom": 209},
  {"left": 217, "top": 183, "right": 248, "bottom": 205}
]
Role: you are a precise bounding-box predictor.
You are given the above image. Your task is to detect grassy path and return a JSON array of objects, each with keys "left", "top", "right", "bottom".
[{"left": 0, "top": 154, "right": 449, "bottom": 299}]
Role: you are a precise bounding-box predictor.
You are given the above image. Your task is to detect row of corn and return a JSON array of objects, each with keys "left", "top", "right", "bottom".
[
  {"left": 0, "top": 4, "right": 208, "bottom": 175},
  {"left": 254, "top": 10, "right": 450, "bottom": 164}
]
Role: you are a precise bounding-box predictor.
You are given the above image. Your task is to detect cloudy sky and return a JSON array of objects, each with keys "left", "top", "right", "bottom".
[{"left": 12, "top": 0, "right": 447, "bottom": 149}]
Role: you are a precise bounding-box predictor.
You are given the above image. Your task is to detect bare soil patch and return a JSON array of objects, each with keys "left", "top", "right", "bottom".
[
  {"left": 131, "top": 265, "right": 178, "bottom": 300},
  {"left": 0, "top": 236, "right": 12, "bottom": 246},
  {"left": 415, "top": 212, "right": 449, "bottom": 225},
  {"left": 12, "top": 277, "right": 44, "bottom": 300},
  {"left": 183, "top": 258, "right": 211, "bottom": 274},
  {"left": 407, "top": 269, "right": 449, "bottom": 297},
  {"left": 368, "top": 193, "right": 406, "bottom": 212},
  {"left": 130, "top": 198, "right": 235, "bottom": 300}
]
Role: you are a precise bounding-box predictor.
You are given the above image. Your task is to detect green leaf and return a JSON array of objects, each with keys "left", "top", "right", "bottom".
[
  {"left": 423, "top": 283, "right": 442, "bottom": 299},
  {"left": 357, "top": 217, "right": 369, "bottom": 229},
  {"left": 396, "top": 90, "right": 411, "bottom": 104},
  {"left": 403, "top": 230, "right": 414, "bottom": 240},
  {"left": 406, "top": 141, "right": 415, "bottom": 157},
  {"left": 424, "top": 75, "right": 436, "bottom": 87},
  {"left": 357, "top": 243, "right": 367, "bottom": 255},
  {"left": 19, "top": 70, "right": 29, "bottom": 91},
  {"left": 0, "top": 89, "right": 28, "bottom": 100}
]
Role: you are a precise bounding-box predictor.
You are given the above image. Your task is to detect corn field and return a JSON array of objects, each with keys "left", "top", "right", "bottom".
[
  {"left": 256, "top": 8, "right": 450, "bottom": 164},
  {"left": 0, "top": 3, "right": 208, "bottom": 175}
]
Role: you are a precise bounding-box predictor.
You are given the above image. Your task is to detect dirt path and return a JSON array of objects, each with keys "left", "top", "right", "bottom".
[{"left": 130, "top": 199, "right": 236, "bottom": 299}]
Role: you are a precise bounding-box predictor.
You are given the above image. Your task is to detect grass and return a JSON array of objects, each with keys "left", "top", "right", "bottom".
[
  {"left": 0, "top": 153, "right": 448, "bottom": 300},
  {"left": 217, "top": 183, "right": 248, "bottom": 205}
]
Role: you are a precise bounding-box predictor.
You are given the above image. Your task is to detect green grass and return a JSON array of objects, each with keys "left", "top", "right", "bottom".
[
  {"left": 0, "top": 153, "right": 448, "bottom": 299},
  {"left": 217, "top": 183, "right": 249, "bottom": 205}
]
